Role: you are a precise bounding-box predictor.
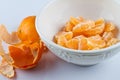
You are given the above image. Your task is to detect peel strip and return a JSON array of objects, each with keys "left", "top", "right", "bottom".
[
  {"left": 0, "top": 24, "right": 20, "bottom": 44},
  {"left": 0, "top": 25, "right": 17, "bottom": 78}
]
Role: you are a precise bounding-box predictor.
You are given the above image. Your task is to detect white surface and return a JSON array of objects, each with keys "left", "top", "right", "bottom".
[{"left": 0, "top": 0, "right": 120, "bottom": 80}]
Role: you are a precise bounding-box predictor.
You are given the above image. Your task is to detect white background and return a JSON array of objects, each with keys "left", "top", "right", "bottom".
[{"left": 0, "top": 0, "right": 120, "bottom": 80}]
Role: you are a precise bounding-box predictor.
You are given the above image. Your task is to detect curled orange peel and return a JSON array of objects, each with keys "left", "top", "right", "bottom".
[
  {"left": 0, "top": 24, "right": 20, "bottom": 44},
  {"left": 0, "top": 24, "right": 44, "bottom": 69},
  {"left": 0, "top": 25, "right": 15, "bottom": 78},
  {"left": 0, "top": 16, "right": 46, "bottom": 78}
]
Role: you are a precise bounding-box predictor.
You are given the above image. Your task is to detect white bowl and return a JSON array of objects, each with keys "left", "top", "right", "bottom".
[{"left": 36, "top": 0, "right": 120, "bottom": 66}]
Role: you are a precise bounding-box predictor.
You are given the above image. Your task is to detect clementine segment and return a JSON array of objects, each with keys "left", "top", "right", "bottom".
[
  {"left": 54, "top": 31, "right": 73, "bottom": 47},
  {"left": 65, "top": 17, "right": 84, "bottom": 32},
  {"left": 55, "top": 31, "right": 73, "bottom": 41},
  {"left": 78, "top": 37, "right": 88, "bottom": 50},
  {"left": 66, "top": 38, "right": 79, "bottom": 50},
  {"left": 102, "top": 32, "right": 114, "bottom": 41},
  {"left": 106, "top": 38, "right": 119, "bottom": 47},
  {"left": 57, "top": 36, "right": 67, "bottom": 47},
  {"left": 65, "top": 22, "right": 74, "bottom": 32},
  {"left": 83, "top": 18, "right": 105, "bottom": 36},
  {"left": 104, "top": 22, "right": 115, "bottom": 32},
  {"left": 87, "top": 35, "right": 106, "bottom": 50},
  {"left": 70, "top": 16, "right": 80, "bottom": 25},
  {"left": 73, "top": 20, "right": 95, "bottom": 36}
]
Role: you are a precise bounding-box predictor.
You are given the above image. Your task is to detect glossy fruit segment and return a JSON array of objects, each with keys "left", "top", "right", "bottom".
[
  {"left": 66, "top": 38, "right": 79, "bottom": 50},
  {"left": 65, "top": 17, "right": 84, "bottom": 32},
  {"left": 87, "top": 35, "right": 106, "bottom": 50},
  {"left": 54, "top": 31, "right": 73, "bottom": 47},
  {"left": 54, "top": 16, "right": 119, "bottom": 50},
  {"left": 65, "top": 22, "right": 74, "bottom": 32},
  {"left": 73, "top": 20, "right": 96, "bottom": 36},
  {"left": 104, "top": 22, "right": 115, "bottom": 32}
]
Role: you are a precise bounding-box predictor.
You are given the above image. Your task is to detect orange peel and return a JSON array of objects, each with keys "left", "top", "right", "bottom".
[
  {"left": 8, "top": 41, "right": 44, "bottom": 69},
  {"left": 0, "top": 59, "right": 15, "bottom": 78},
  {"left": 0, "top": 16, "right": 46, "bottom": 79},
  {"left": 17, "top": 16, "right": 40, "bottom": 43},
  {"left": 0, "top": 24, "right": 20, "bottom": 44},
  {"left": 0, "top": 17, "right": 44, "bottom": 69}
]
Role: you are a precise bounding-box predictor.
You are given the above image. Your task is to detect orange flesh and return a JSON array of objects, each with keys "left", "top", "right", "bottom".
[
  {"left": 66, "top": 38, "right": 79, "bottom": 50},
  {"left": 54, "top": 16, "right": 119, "bottom": 50}
]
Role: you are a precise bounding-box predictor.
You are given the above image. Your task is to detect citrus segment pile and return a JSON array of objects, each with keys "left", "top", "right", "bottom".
[{"left": 54, "top": 16, "right": 119, "bottom": 50}]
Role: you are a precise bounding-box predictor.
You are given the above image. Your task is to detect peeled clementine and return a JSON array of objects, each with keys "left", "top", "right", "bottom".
[{"left": 73, "top": 20, "right": 95, "bottom": 36}]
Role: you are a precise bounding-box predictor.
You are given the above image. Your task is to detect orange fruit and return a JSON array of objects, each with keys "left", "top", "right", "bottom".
[
  {"left": 95, "top": 18, "right": 104, "bottom": 25},
  {"left": 106, "top": 38, "right": 119, "bottom": 47},
  {"left": 70, "top": 16, "right": 84, "bottom": 25},
  {"left": 54, "top": 31, "right": 73, "bottom": 42},
  {"left": 87, "top": 35, "right": 106, "bottom": 50},
  {"left": 83, "top": 18, "right": 105, "bottom": 36},
  {"left": 78, "top": 37, "right": 88, "bottom": 50},
  {"left": 111, "top": 27, "right": 119, "bottom": 38},
  {"left": 104, "top": 22, "right": 115, "bottom": 32},
  {"left": 66, "top": 38, "right": 79, "bottom": 50},
  {"left": 65, "top": 22, "right": 74, "bottom": 32},
  {"left": 73, "top": 20, "right": 95, "bottom": 36},
  {"left": 75, "top": 35, "right": 93, "bottom": 50},
  {"left": 17, "top": 16, "right": 40, "bottom": 43},
  {"left": 102, "top": 32, "right": 114, "bottom": 41},
  {"left": 78, "top": 35, "right": 106, "bottom": 50},
  {"left": 55, "top": 31, "right": 73, "bottom": 47},
  {"left": 65, "top": 17, "right": 84, "bottom": 31},
  {"left": 54, "top": 17, "right": 119, "bottom": 50},
  {"left": 57, "top": 36, "right": 67, "bottom": 47}
]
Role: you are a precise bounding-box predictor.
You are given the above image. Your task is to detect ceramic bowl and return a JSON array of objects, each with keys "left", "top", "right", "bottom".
[{"left": 36, "top": 0, "right": 120, "bottom": 66}]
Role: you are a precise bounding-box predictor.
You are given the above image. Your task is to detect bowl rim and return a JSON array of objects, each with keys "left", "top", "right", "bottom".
[{"left": 36, "top": 0, "right": 120, "bottom": 54}]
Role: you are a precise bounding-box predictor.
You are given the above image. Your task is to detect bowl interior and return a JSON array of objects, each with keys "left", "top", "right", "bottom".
[{"left": 36, "top": 0, "right": 120, "bottom": 41}]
